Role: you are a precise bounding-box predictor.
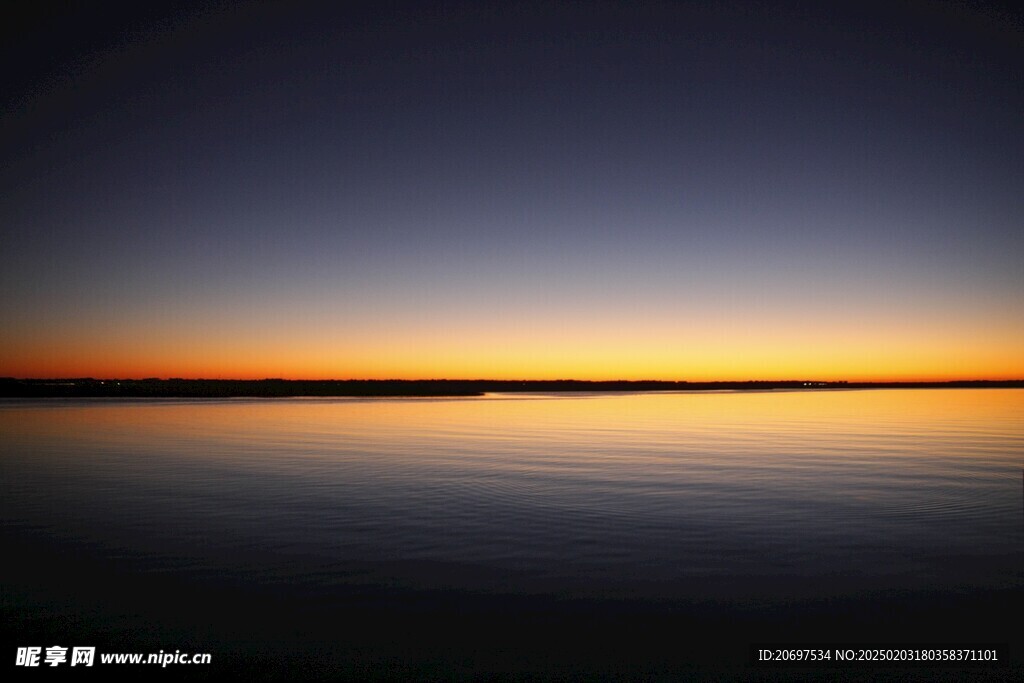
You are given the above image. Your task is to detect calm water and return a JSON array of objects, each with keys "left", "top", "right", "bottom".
[{"left": 2, "top": 389, "right": 1022, "bottom": 679}]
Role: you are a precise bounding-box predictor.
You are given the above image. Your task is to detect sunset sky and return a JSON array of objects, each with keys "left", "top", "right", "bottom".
[{"left": 2, "top": 1, "right": 1021, "bottom": 381}]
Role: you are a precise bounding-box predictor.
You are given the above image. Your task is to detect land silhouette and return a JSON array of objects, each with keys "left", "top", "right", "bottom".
[{"left": 1, "top": 377, "right": 1021, "bottom": 398}]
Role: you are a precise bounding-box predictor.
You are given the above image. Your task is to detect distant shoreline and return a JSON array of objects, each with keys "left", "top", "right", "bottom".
[{"left": 1, "top": 378, "right": 1022, "bottom": 398}]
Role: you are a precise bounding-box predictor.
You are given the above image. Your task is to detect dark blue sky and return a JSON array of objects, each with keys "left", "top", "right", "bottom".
[{"left": 2, "top": 1, "right": 1021, "bottom": 379}]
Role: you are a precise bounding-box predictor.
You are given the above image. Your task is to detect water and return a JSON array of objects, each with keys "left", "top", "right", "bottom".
[{"left": 2, "top": 390, "right": 1021, "bottom": 679}]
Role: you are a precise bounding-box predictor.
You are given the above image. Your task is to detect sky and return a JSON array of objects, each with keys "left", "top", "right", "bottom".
[{"left": 1, "top": 0, "right": 1021, "bottom": 381}]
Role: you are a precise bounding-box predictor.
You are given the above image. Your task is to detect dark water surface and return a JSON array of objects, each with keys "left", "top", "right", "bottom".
[{"left": 2, "top": 390, "right": 1021, "bottom": 679}]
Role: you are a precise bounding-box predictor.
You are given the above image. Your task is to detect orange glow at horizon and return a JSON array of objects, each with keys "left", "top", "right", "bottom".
[{"left": 3, "top": 311, "right": 1022, "bottom": 382}]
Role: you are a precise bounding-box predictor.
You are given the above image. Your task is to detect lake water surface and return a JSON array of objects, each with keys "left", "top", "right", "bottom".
[{"left": 2, "top": 389, "right": 1021, "bottom": 679}]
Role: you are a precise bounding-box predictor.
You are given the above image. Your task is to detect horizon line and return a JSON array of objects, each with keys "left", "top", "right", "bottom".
[{"left": 4, "top": 377, "right": 1023, "bottom": 384}]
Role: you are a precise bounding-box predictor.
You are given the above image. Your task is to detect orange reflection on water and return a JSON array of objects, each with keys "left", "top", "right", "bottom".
[{"left": 3, "top": 389, "right": 1021, "bottom": 472}]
